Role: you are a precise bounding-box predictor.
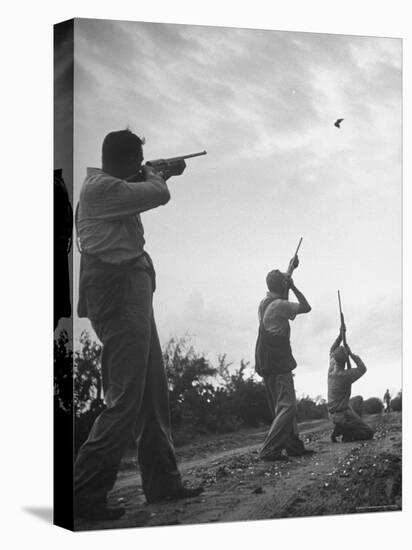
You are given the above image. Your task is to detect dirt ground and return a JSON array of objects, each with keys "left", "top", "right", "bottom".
[{"left": 74, "top": 411, "right": 402, "bottom": 531}]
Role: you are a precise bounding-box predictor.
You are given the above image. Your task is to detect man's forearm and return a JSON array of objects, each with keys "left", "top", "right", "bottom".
[
  {"left": 290, "top": 285, "right": 311, "bottom": 313},
  {"left": 346, "top": 353, "right": 367, "bottom": 382}
]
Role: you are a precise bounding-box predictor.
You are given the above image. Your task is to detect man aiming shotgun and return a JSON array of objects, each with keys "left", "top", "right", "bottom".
[
  {"left": 74, "top": 129, "right": 204, "bottom": 521},
  {"left": 327, "top": 291, "right": 374, "bottom": 443},
  {"left": 255, "top": 239, "right": 315, "bottom": 461}
]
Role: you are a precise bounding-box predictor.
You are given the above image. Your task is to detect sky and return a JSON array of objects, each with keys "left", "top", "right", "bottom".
[{"left": 55, "top": 18, "right": 402, "bottom": 400}]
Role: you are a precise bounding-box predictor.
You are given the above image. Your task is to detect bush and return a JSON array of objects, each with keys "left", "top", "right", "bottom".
[
  {"left": 71, "top": 332, "right": 342, "bottom": 446},
  {"left": 349, "top": 395, "right": 364, "bottom": 417},
  {"left": 296, "top": 395, "right": 328, "bottom": 422},
  {"left": 363, "top": 397, "right": 384, "bottom": 414},
  {"left": 390, "top": 392, "right": 402, "bottom": 412}
]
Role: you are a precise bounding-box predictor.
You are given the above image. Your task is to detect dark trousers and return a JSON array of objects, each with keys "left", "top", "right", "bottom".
[
  {"left": 331, "top": 408, "right": 374, "bottom": 442},
  {"left": 74, "top": 271, "right": 181, "bottom": 505},
  {"left": 260, "top": 372, "right": 305, "bottom": 458}
]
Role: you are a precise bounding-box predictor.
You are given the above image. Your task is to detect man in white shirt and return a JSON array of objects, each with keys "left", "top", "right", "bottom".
[
  {"left": 328, "top": 324, "right": 374, "bottom": 442},
  {"left": 255, "top": 265, "right": 314, "bottom": 460},
  {"left": 74, "top": 130, "right": 203, "bottom": 521}
]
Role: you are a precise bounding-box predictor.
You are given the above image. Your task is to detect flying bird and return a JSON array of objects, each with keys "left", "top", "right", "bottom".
[{"left": 334, "top": 118, "right": 344, "bottom": 128}]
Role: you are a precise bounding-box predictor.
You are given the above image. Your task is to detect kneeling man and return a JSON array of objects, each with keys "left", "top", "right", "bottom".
[{"left": 328, "top": 324, "right": 374, "bottom": 442}]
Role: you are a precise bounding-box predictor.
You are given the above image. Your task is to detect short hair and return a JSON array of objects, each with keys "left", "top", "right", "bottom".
[
  {"left": 102, "top": 129, "right": 144, "bottom": 168},
  {"left": 266, "top": 269, "right": 286, "bottom": 294}
]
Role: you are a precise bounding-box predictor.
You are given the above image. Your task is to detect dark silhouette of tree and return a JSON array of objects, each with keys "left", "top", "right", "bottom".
[
  {"left": 163, "top": 336, "right": 218, "bottom": 432},
  {"left": 54, "top": 329, "right": 73, "bottom": 414},
  {"left": 363, "top": 397, "right": 384, "bottom": 414},
  {"left": 217, "top": 357, "right": 271, "bottom": 427},
  {"left": 74, "top": 331, "right": 104, "bottom": 415},
  {"left": 390, "top": 391, "right": 402, "bottom": 412},
  {"left": 296, "top": 395, "right": 328, "bottom": 422},
  {"left": 70, "top": 332, "right": 343, "bottom": 448}
]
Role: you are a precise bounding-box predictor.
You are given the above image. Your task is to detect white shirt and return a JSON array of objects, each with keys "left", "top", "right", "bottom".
[
  {"left": 259, "top": 292, "right": 301, "bottom": 338},
  {"left": 77, "top": 167, "right": 170, "bottom": 264}
]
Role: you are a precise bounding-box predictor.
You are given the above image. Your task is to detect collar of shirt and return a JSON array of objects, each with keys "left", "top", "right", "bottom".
[{"left": 87, "top": 166, "right": 103, "bottom": 176}]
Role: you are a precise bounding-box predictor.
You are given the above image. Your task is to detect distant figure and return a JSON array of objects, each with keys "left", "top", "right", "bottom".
[
  {"left": 383, "top": 389, "right": 391, "bottom": 413},
  {"left": 328, "top": 324, "right": 374, "bottom": 442},
  {"left": 255, "top": 258, "right": 314, "bottom": 460},
  {"left": 54, "top": 169, "right": 73, "bottom": 330},
  {"left": 334, "top": 118, "right": 344, "bottom": 128}
]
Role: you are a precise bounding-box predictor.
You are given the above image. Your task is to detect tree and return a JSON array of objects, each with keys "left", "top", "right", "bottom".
[
  {"left": 74, "top": 331, "right": 104, "bottom": 415},
  {"left": 163, "top": 336, "right": 218, "bottom": 432},
  {"left": 73, "top": 331, "right": 106, "bottom": 453},
  {"left": 217, "top": 358, "right": 271, "bottom": 427},
  {"left": 390, "top": 391, "right": 402, "bottom": 412},
  {"left": 363, "top": 397, "right": 384, "bottom": 414},
  {"left": 296, "top": 395, "right": 328, "bottom": 421},
  {"left": 54, "top": 329, "right": 73, "bottom": 414}
]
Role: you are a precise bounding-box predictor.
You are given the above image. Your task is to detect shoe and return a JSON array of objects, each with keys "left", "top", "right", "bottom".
[
  {"left": 260, "top": 453, "right": 289, "bottom": 462},
  {"left": 287, "top": 449, "right": 316, "bottom": 457},
  {"left": 146, "top": 485, "right": 204, "bottom": 504},
  {"left": 75, "top": 502, "right": 125, "bottom": 521}
]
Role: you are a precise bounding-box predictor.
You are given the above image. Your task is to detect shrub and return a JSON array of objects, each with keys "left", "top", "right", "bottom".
[
  {"left": 296, "top": 395, "right": 328, "bottom": 422},
  {"left": 363, "top": 397, "right": 384, "bottom": 414},
  {"left": 390, "top": 392, "right": 402, "bottom": 412},
  {"left": 349, "top": 395, "right": 364, "bottom": 416}
]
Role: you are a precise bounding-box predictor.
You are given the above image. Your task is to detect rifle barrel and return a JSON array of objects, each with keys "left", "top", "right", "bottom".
[
  {"left": 338, "top": 290, "right": 343, "bottom": 315},
  {"left": 183, "top": 150, "right": 207, "bottom": 159},
  {"left": 294, "top": 237, "right": 303, "bottom": 258},
  {"left": 168, "top": 150, "right": 207, "bottom": 161}
]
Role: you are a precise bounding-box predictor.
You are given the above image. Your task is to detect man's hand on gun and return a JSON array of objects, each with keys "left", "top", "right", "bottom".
[
  {"left": 287, "top": 254, "right": 299, "bottom": 274},
  {"left": 154, "top": 159, "right": 186, "bottom": 181},
  {"left": 285, "top": 275, "right": 294, "bottom": 289}
]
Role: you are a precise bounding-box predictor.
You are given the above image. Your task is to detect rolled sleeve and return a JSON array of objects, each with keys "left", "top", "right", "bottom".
[{"left": 277, "top": 300, "right": 301, "bottom": 320}]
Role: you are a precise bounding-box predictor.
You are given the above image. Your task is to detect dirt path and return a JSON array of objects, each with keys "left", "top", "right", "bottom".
[{"left": 74, "top": 412, "right": 402, "bottom": 531}]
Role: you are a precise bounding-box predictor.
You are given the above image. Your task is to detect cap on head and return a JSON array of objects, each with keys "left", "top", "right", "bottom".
[{"left": 266, "top": 269, "right": 286, "bottom": 294}]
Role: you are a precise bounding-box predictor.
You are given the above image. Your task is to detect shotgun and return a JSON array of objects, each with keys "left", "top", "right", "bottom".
[
  {"left": 286, "top": 237, "right": 303, "bottom": 276},
  {"left": 338, "top": 290, "right": 352, "bottom": 369},
  {"left": 146, "top": 150, "right": 207, "bottom": 179},
  {"left": 284, "top": 237, "right": 303, "bottom": 298}
]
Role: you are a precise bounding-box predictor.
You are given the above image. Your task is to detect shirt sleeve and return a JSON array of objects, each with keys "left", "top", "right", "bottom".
[
  {"left": 87, "top": 172, "right": 171, "bottom": 220},
  {"left": 343, "top": 355, "right": 367, "bottom": 383},
  {"left": 276, "top": 300, "right": 301, "bottom": 320}
]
